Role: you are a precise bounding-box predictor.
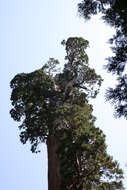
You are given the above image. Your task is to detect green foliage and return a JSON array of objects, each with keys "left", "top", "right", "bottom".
[
  {"left": 78, "top": 0, "right": 127, "bottom": 118},
  {"left": 56, "top": 101, "right": 123, "bottom": 189},
  {"left": 10, "top": 69, "right": 56, "bottom": 152},
  {"left": 56, "top": 37, "right": 102, "bottom": 99},
  {"left": 10, "top": 37, "right": 124, "bottom": 189}
]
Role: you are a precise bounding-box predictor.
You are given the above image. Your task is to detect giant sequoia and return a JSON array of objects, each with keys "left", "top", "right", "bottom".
[
  {"left": 78, "top": 0, "right": 127, "bottom": 118},
  {"left": 10, "top": 37, "right": 124, "bottom": 190}
]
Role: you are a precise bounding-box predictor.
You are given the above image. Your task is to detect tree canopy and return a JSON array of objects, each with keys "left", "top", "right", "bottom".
[
  {"left": 10, "top": 37, "right": 102, "bottom": 152},
  {"left": 10, "top": 37, "right": 124, "bottom": 189},
  {"left": 78, "top": 0, "right": 127, "bottom": 118}
]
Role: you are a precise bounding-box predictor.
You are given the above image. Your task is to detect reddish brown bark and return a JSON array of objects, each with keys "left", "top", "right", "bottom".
[
  {"left": 47, "top": 135, "right": 61, "bottom": 190},
  {"left": 82, "top": 182, "right": 86, "bottom": 190}
]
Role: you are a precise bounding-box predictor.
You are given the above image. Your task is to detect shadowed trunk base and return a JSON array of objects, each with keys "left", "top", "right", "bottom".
[{"left": 47, "top": 135, "right": 61, "bottom": 190}]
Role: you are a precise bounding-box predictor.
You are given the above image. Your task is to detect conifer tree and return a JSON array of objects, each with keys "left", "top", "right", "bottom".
[
  {"left": 10, "top": 37, "right": 124, "bottom": 190},
  {"left": 78, "top": 0, "right": 127, "bottom": 118}
]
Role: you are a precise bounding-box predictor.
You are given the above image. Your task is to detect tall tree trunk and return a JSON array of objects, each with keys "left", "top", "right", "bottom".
[{"left": 47, "top": 135, "right": 61, "bottom": 190}]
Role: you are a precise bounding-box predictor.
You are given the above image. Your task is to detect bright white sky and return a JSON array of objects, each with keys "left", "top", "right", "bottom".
[{"left": 0, "top": 0, "right": 127, "bottom": 189}]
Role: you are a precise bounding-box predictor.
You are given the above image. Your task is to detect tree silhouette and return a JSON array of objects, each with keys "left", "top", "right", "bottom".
[{"left": 78, "top": 0, "right": 127, "bottom": 118}]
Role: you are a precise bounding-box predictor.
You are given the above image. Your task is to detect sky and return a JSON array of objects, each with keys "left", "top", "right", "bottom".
[{"left": 0, "top": 0, "right": 127, "bottom": 189}]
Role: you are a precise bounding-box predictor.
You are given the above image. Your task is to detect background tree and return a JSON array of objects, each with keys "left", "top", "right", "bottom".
[
  {"left": 10, "top": 37, "right": 124, "bottom": 190},
  {"left": 78, "top": 0, "right": 127, "bottom": 118},
  {"left": 56, "top": 102, "right": 124, "bottom": 189}
]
